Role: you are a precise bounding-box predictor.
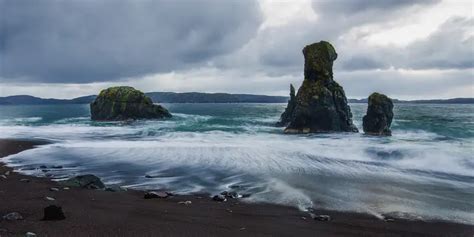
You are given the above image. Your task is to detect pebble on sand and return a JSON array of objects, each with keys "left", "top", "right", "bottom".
[
  {"left": 311, "top": 214, "right": 331, "bottom": 221},
  {"left": 2, "top": 212, "right": 24, "bottom": 221},
  {"left": 43, "top": 205, "right": 66, "bottom": 221},
  {"left": 144, "top": 191, "right": 169, "bottom": 199},
  {"left": 212, "top": 195, "right": 227, "bottom": 202},
  {"left": 45, "top": 196, "right": 56, "bottom": 201}
]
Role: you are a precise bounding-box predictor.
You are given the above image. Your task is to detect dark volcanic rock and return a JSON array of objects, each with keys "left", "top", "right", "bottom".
[
  {"left": 220, "top": 191, "right": 238, "bottom": 199},
  {"left": 276, "top": 84, "right": 297, "bottom": 127},
  {"left": 212, "top": 195, "right": 227, "bottom": 202},
  {"left": 59, "top": 174, "right": 105, "bottom": 189},
  {"left": 144, "top": 191, "right": 169, "bottom": 199},
  {"left": 363, "top": 92, "right": 394, "bottom": 136},
  {"left": 90, "top": 86, "right": 171, "bottom": 121},
  {"left": 2, "top": 212, "right": 23, "bottom": 221},
  {"left": 310, "top": 214, "right": 331, "bottom": 221},
  {"left": 43, "top": 205, "right": 66, "bottom": 221},
  {"left": 279, "top": 41, "right": 358, "bottom": 133}
]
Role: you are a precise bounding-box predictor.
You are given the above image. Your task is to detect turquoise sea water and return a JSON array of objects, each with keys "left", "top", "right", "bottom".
[{"left": 0, "top": 103, "right": 473, "bottom": 224}]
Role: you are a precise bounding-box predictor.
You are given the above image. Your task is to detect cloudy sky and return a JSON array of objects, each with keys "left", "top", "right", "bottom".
[{"left": 0, "top": 0, "right": 472, "bottom": 99}]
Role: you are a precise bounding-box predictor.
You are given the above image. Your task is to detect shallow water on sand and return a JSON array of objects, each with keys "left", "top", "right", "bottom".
[{"left": 0, "top": 103, "right": 473, "bottom": 224}]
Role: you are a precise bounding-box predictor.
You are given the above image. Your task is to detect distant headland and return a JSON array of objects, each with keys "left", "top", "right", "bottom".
[{"left": 0, "top": 93, "right": 472, "bottom": 105}]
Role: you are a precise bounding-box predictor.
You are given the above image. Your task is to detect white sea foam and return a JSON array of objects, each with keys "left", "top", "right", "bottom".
[{"left": 0, "top": 117, "right": 42, "bottom": 125}]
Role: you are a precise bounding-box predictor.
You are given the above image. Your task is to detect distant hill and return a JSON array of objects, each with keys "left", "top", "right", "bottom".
[
  {"left": 0, "top": 92, "right": 288, "bottom": 105},
  {"left": 0, "top": 93, "right": 472, "bottom": 105},
  {"left": 146, "top": 92, "right": 288, "bottom": 103},
  {"left": 348, "top": 98, "right": 474, "bottom": 104}
]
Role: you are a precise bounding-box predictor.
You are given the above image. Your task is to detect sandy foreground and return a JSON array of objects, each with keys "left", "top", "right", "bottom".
[{"left": 0, "top": 139, "right": 472, "bottom": 237}]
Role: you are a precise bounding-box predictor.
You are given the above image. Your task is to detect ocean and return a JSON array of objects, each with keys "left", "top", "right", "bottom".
[{"left": 0, "top": 103, "right": 473, "bottom": 224}]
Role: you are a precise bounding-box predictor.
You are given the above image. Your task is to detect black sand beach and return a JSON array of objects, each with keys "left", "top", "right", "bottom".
[{"left": 0, "top": 139, "right": 473, "bottom": 237}]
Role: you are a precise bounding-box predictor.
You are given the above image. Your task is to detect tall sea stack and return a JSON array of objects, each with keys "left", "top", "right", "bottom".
[
  {"left": 278, "top": 41, "right": 358, "bottom": 133},
  {"left": 363, "top": 92, "right": 393, "bottom": 136}
]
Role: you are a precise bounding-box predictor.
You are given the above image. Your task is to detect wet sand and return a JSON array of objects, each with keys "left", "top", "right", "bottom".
[{"left": 0, "top": 139, "right": 473, "bottom": 236}]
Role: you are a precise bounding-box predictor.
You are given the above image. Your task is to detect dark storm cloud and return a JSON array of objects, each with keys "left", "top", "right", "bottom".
[
  {"left": 0, "top": 0, "right": 262, "bottom": 83},
  {"left": 313, "top": 0, "right": 438, "bottom": 15},
  {"left": 247, "top": 0, "right": 470, "bottom": 75},
  {"left": 244, "top": 0, "right": 442, "bottom": 75},
  {"left": 311, "top": 0, "right": 471, "bottom": 72},
  {"left": 340, "top": 56, "right": 388, "bottom": 71},
  {"left": 402, "top": 17, "right": 474, "bottom": 70},
  {"left": 337, "top": 17, "right": 474, "bottom": 71}
]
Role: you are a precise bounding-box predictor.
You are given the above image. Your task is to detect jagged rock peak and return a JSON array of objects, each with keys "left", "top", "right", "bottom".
[{"left": 276, "top": 84, "right": 297, "bottom": 127}]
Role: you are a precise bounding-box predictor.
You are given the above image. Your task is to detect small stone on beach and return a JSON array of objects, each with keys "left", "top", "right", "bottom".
[
  {"left": 20, "top": 179, "right": 30, "bottom": 183},
  {"left": 178, "top": 201, "right": 192, "bottom": 205},
  {"left": 25, "top": 232, "right": 37, "bottom": 237},
  {"left": 0, "top": 175, "right": 7, "bottom": 179},
  {"left": 221, "top": 191, "right": 238, "bottom": 199},
  {"left": 43, "top": 205, "right": 66, "bottom": 221},
  {"left": 45, "top": 196, "right": 55, "bottom": 201},
  {"left": 49, "top": 187, "right": 60, "bottom": 192},
  {"left": 59, "top": 174, "right": 105, "bottom": 189},
  {"left": 212, "top": 195, "right": 226, "bottom": 202},
  {"left": 105, "top": 185, "right": 128, "bottom": 192},
  {"left": 4, "top": 171, "right": 10, "bottom": 176},
  {"left": 312, "top": 214, "right": 331, "bottom": 221},
  {"left": 2, "top": 212, "right": 23, "bottom": 221},
  {"left": 144, "top": 191, "right": 169, "bottom": 199}
]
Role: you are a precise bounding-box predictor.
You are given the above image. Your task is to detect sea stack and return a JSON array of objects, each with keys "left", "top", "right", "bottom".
[
  {"left": 279, "top": 41, "right": 358, "bottom": 133},
  {"left": 90, "top": 86, "right": 171, "bottom": 121},
  {"left": 363, "top": 92, "right": 394, "bottom": 136}
]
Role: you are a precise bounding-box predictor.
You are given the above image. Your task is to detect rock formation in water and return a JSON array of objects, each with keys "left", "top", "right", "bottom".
[
  {"left": 90, "top": 86, "right": 171, "bottom": 121},
  {"left": 363, "top": 92, "right": 394, "bottom": 136},
  {"left": 276, "top": 84, "right": 296, "bottom": 126},
  {"left": 279, "top": 41, "right": 358, "bottom": 133},
  {"left": 59, "top": 174, "right": 106, "bottom": 189}
]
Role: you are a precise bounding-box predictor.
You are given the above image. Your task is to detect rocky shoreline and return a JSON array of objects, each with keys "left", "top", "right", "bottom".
[{"left": 0, "top": 139, "right": 473, "bottom": 236}]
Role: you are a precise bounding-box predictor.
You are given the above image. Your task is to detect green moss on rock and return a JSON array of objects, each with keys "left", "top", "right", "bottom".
[
  {"left": 90, "top": 86, "right": 171, "bottom": 121},
  {"left": 303, "top": 41, "right": 337, "bottom": 82}
]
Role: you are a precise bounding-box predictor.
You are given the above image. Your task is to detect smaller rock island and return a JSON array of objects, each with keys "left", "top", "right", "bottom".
[
  {"left": 362, "top": 92, "right": 394, "bottom": 136},
  {"left": 90, "top": 86, "right": 171, "bottom": 121}
]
